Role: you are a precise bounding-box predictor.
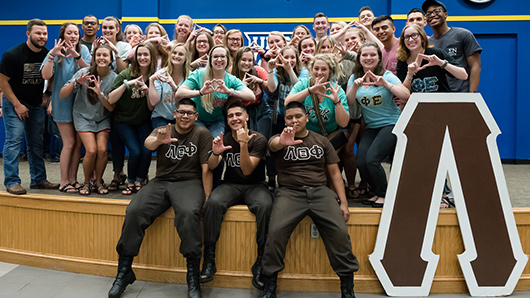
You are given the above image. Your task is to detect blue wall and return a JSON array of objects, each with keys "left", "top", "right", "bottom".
[{"left": 1, "top": 0, "right": 528, "bottom": 161}]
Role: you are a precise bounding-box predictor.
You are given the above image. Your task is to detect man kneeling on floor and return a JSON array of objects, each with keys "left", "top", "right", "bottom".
[
  {"left": 108, "top": 98, "right": 213, "bottom": 298},
  {"left": 200, "top": 100, "right": 273, "bottom": 290},
  {"left": 259, "top": 101, "right": 359, "bottom": 298}
]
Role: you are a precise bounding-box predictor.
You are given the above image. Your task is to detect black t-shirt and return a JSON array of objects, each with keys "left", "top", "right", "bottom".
[
  {"left": 222, "top": 131, "right": 267, "bottom": 185},
  {"left": 396, "top": 47, "right": 458, "bottom": 93},
  {"left": 272, "top": 130, "right": 339, "bottom": 188},
  {"left": 151, "top": 125, "right": 213, "bottom": 181},
  {"left": 0, "top": 42, "right": 48, "bottom": 106}
]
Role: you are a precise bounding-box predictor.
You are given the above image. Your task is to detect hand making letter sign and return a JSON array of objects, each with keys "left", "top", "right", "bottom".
[{"left": 369, "top": 93, "right": 527, "bottom": 296}]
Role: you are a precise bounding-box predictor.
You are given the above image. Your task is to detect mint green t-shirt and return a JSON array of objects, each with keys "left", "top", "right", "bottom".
[
  {"left": 183, "top": 68, "right": 246, "bottom": 123},
  {"left": 289, "top": 78, "right": 349, "bottom": 134}
]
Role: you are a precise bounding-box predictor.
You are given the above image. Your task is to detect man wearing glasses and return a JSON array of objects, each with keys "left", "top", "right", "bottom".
[
  {"left": 423, "top": 0, "right": 482, "bottom": 93},
  {"left": 108, "top": 98, "right": 213, "bottom": 298},
  {"left": 80, "top": 15, "right": 99, "bottom": 52}
]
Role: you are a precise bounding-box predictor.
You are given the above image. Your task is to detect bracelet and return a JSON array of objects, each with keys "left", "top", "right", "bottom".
[
  {"left": 333, "top": 101, "right": 341, "bottom": 105},
  {"left": 74, "top": 55, "right": 81, "bottom": 60},
  {"left": 44, "top": 90, "right": 52, "bottom": 96},
  {"left": 441, "top": 60, "right": 448, "bottom": 69},
  {"left": 123, "top": 80, "right": 130, "bottom": 90},
  {"left": 213, "top": 152, "right": 221, "bottom": 156},
  {"left": 98, "top": 93, "right": 106, "bottom": 99},
  {"left": 389, "top": 84, "right": 395, "bottom": 91},
  {"left": 198, "top": 89, "right": 203, "bottom": 96},
  {"left": 268, "top": 70, "right": 274, "bottom": 74}
]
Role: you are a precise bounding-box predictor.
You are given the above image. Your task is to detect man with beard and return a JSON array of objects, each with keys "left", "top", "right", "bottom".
[
  {"left": 80, "top": 14, "right": 100, "bottom": 52},
  {"left": 0, "top": 19, "right": 59, "bottom": 195},
  {"left": 423, "top": 0, "right": 482, "bottom": 92},
  {"left": 108, "top": 99, "right": 213, "bottom": 298}
]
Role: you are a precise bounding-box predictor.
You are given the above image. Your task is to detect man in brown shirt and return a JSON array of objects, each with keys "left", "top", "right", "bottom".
[
  {"left": 108, "top": 99, "right": 213, "bottom": 298},
  {"left": 200, "top": 101, "right": 273, "bottom": 290},
  {"left": 259, "top": 101, "right": 359, "bottom": 298}
]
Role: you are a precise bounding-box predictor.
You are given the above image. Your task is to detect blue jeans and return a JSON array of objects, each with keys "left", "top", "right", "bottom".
[
  {"left": 356, "top": 125, "right": 397, "bottom": 198},
  {"left": 112, "top": 120, "right": 152, "bottom": 183},
  {"left": 195, "top": 119, "right": 225, "bottom": 138},
  {"left": 151, "top": 116, "right": 175, "bottom": 129},
  {"left": 2, "top": 97, "right": 47, "bottom": 188}
]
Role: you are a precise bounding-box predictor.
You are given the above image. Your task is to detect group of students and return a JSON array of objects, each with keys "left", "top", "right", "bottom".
[
  {"left": 21, "top": 1, "right": 479, "bottom": 212},
  {"left": 1, "top": 0, "right": 481, "bottom": 297}
]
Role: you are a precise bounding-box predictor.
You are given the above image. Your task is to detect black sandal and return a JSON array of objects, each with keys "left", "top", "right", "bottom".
[
  {"left": 79, "top": 184, "right": 91, "bottom": 196},
  {"left": 60, "top": 183, "right": 78, "bottom": 194},
  {"left": 108, "top": 179, "right": 120, "bottom": 191},
  {"left": 96, "top": 184, "right": 108, "bottom": 195}
]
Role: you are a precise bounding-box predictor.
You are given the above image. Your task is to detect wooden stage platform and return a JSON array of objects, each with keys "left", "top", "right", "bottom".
[{"left": 1, "top": 192, "right": 529, "bottom": 294}]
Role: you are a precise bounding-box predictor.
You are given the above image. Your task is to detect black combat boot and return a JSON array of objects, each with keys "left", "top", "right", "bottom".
[
  {"left": 108, "top": 256, "right": 136, "bottom": 298},
  {"left": 187, "top": 257, "right": 202, "bottom": 298},
  {"left": 199, "top": 244, "right": 216, "bottom": 283},
  {"left": 259, "top": 272, "right": 277, "bottom": 298},
  {"left": 340, "top": 274, "right": 356, "bottom": 298},
  {"left": 251, "top": 246, "right": 264, "bottom": 290}
]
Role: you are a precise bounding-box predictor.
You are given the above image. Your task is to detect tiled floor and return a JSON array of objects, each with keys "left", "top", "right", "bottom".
[{"left": 1, "top": 262, "right": 529, "bottom": 298}]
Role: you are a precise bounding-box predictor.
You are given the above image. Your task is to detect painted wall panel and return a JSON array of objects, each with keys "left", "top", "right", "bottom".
[{"left": 0, "top": 0, "right": 528, "bottom": 160}]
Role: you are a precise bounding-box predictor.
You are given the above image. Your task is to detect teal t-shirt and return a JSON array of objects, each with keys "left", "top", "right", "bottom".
[
  {"left": 289, "top": 78, "right": 349, "bottom": 134},
  {"left": 347, "top": 70, "right": 402, "bottom": 129},
  {"left": 182, "top": 68, "right": 246, "bottom": 123}
]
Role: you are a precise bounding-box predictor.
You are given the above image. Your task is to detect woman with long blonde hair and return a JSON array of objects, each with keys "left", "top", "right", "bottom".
[{"left": 176, "top": 44, "right": 254, "bottom": 138}]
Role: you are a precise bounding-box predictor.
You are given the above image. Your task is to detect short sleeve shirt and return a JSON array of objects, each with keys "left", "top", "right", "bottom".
[
  {"left": 110, "top": 68, "right": 152, "bottom": 125},
  {"left": 182, "top": 68, "right": 246, "bottom": 123},
  {"left": 152, "top": 125, "right": 213, "bottom": 180},
  {"left": 272, "top": 130, "right": 339, "bottom": 187},
  {"left": 0, "top": 43, "right": 48, "bottom": 106},
  {"left": 429, "top": 27, "right": 482, "bottom": 92},
  {"left": 396, "top": 47, "right": 458, "bottom": 93},
  {"left": 289, "top": 78, "right": 349, "bottom": 134},
  {"left": 347, "top": 70, "right": 402, "bottom": 129},
  {"left": 222, "top": 131, "right": 267, "bottom": 184}
]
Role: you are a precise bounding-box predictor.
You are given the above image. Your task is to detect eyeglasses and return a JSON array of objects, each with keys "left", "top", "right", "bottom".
[
  {"left": 425, "top": 8, "right": 444, "bottom": 18},
  {"left": 83, "top": 21, "right": 97, "bottom": 26},
  {"left": 404, "top": 32, "right": 420, "bottom": 41},
  {"left": 227, "top": 37, "right": 241, "bottom": 43},
  {"left": 176, "top": 110, "right": 196, "bottom": 117},
  {"left": 196, "top": 40, "right": 208, "bottom": 44},
  {"left": 212, "top": 55, "right": 227, "bottom": 60}
]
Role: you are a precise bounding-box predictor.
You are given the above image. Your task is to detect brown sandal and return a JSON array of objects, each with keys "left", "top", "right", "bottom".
[{"left": 96, "top": 184, "right": 108, "bottom": 195}]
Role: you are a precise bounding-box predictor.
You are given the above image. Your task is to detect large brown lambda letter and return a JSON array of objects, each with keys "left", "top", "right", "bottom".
[{"left": 369, "top": 94, "right": 527, "bottom": 296}]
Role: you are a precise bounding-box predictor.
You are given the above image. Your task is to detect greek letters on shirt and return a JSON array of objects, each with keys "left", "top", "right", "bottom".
[
  {"left": 165, "top": 142, "right": 197, "bottom": 160},
  {"left": 225, "top": 153, "right": 240, "bottom": 168},
  {"left": 131, "top": 87, "right": 146, "bottom": 99},
  {"left": 212, "top": 95, "right": 228, "bottom": 108},
  {"left": 22, "top": 62, "right": 44, "bottom": 85},
  {"left": 306, "top": 106, "right": 331, "bottom": 122},
  {"left": 411, "top": 77, "right": 439, "bottom": 93},
  {"left": 359, "top": 94, "right": 384, "bottom": 107},
  {"left": 283, "top": 145, "right": 324, "bottom": 161},
  {"left": 446, "top": 47, "right": 458, "bottom": 57},
  {"left": 163, "top": 91, "right": 173, "bottom": 103}
]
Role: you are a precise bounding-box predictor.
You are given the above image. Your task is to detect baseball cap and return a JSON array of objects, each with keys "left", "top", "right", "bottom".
[{"left": 422, "top": 0, "right": 448, "bottom": 13}]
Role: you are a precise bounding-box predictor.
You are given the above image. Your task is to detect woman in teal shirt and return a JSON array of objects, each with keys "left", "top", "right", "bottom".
[
  {"left": 175, "top": 44, "right": 254, "bottom": 137},
  {"left": 285, "top": 53, "right": 349, "bottom": 148}
]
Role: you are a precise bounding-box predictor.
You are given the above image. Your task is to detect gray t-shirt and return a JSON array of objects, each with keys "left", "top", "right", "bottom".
[
  {"left": 66, "top": 67, "right": 117, "bottom": 132},
  {"left": 429, "top": 27, "right": 482, "bottom": 92}
]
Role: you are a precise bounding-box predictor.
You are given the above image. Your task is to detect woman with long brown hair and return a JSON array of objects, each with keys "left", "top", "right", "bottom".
[
  {"left": 41, "top": 21, "right": 91, "bottom": 194},
  {"left": 59, "top": 45, "right": 117, "bottom": 195},
  {"left": 108, "top": 42, "right": 157, "bottom": 195}
]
